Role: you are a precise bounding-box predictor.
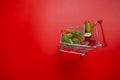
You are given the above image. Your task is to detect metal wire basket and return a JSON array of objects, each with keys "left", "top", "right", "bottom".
[{"left": 59, "top": 20, "right": 107, "bottom": 56}]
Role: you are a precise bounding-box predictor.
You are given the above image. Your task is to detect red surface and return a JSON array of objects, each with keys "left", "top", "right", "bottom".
[{"left": 1, "top": 0, "right": 120, "bottom": 80}]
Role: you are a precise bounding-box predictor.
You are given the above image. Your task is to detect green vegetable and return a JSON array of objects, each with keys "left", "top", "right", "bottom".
[
  {"left": 72, "top": 38, "right": 79, "bottom": 44},
  {"left": 62, "top": 31, "right": 83, "bottom": 44},
  {"left": 85, "top": 41, "right": 89, "bottom": 45},
  {"left": 68, "top": 39, "right": 73, "bottom": 44},
  {"left": 65, "top": 33, "right": 73, "bottom": 38},
  {"left": 71, "top": 31, "right": 82, "bottom": 38},
  {"left": 62, "top": 33, "right": 73, "bottom": 44}
]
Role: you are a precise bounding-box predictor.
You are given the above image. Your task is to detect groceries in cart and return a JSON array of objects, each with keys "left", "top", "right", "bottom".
[
  {"left": 61, "top": 21, "right": 95, "bottom": 46},
  {"left": 59, "top": 20, "right": 107, "bottom": 56}
]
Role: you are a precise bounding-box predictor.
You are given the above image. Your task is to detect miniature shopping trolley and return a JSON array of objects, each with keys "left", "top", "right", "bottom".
[{"left": 59, "top": 20, "right": 107, "bottom": 56}]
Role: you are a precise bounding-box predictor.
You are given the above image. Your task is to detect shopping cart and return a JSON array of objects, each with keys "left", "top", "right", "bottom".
[{"left": 59, "top": 20, "right": 107, "bottom": 56}]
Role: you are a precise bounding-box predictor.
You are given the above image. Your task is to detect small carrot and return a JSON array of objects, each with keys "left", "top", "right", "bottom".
[
  {"left": 79, "top": 37, "right": 83, "bottom": 42},
  {"left": 61, "top": 28, "right": 73, "bottom": 33}
]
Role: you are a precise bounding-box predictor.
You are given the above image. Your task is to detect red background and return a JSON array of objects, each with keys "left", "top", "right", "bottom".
[{"left": 1, "top": 0, "right": 120, "bottom": 80}]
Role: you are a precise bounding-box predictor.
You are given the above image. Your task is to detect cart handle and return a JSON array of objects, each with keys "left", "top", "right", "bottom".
[{"left": 97, "top": 20, "right": 107, "bottom": 47}]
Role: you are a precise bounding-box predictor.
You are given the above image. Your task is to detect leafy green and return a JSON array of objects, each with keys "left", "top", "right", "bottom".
[
  {"left": 72, "top": 38, "right": 79, "bottom": 44},
  {"left": 62, "top": 31, "right": 82, "bottom": 44},
  {"left": 65, "top": 33, "right": 73, "bottom": 38},
  {"left": 84, "top": 41, "right": 89, "bottom": 45},
  {"left": 71, "top": 31, "right": 82, "bottom": 38},
  {"left": 62, "top": 33, "right": 73, "bottom": 44}
]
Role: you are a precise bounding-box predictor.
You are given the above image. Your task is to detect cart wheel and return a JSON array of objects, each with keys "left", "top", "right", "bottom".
[
  {"left": 80, "top": 53, "right": 85, "bottom": 56},
  {"left": 59, "top": 51, "right": 63, "bottom": 54}
]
